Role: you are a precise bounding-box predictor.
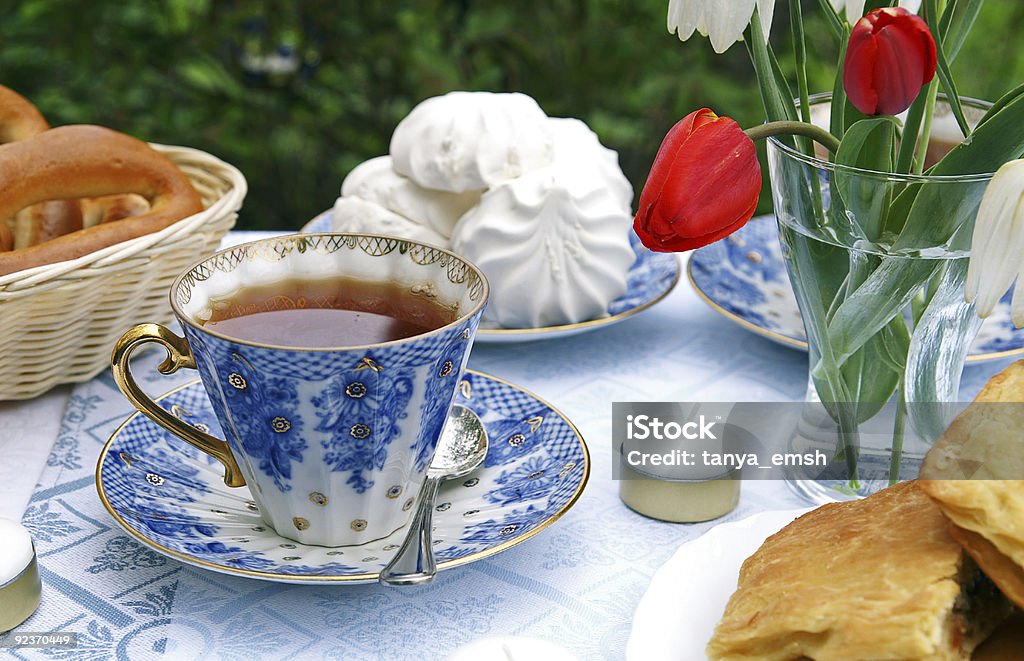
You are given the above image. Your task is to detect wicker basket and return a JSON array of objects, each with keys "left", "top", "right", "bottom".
[{"left": 0, "top": 144, "right": 247, "bottom": 400}]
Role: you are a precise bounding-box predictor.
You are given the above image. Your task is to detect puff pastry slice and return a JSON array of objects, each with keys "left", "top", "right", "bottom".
[{"left": 706, "top": 481, "right": 1010, "bottom": 661}]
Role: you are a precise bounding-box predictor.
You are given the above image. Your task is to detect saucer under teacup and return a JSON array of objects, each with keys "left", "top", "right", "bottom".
[
  {"left": 96, "top": 370, "right": 589, "bottom": 584},
  {"left": 689, "top": 216, "right": 1024, "bottom": 363},
  {"left": 301, "top": 211, "right": 681, "bottom": 342}
]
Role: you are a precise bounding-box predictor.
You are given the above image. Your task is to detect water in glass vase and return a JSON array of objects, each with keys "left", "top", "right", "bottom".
[
  {"left": 776, "top": 219, "right": 983, "bottom": 504},
  {"left": 767, "top": 94, "right": 994, "bottom": 504}
]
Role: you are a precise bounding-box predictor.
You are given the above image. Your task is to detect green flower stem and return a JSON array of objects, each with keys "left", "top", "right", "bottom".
[
  {"left": 789, "top": 0, "right": 813, "bottom": 156},
  {"left": 814, "top": 0, "right": 846, "bottom": 43},
  {"left": 915, "top": 80, "right": 940, "bottom": 174},
  {"left": 911, "top": 288, "right": 928, "bottom": 325},
  {"left": 889, "top": 383, "right": 908, "bottom": 486},
  {"left": 745, "top": 121, "right": 841, "bottom": 153}
]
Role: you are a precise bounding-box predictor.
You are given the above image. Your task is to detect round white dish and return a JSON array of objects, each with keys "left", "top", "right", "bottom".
[{"left": 626, "top": 508, "right": 811, "bottom": 661}]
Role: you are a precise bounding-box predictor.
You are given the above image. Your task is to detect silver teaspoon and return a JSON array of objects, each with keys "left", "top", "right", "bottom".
[{"left": 379, "top": 404, "right": 488, "bottom": 586}]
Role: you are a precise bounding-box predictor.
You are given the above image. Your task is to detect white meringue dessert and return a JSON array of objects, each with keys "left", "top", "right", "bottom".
[
  {"left": 331, "top": 91, "right": 640, "bottom": 330},
  {"left": 451, "top": 157, "right": 636, "bottom": 329},
  {"left": 547, "top": 117, "right": 633, "bottom": 215},
  {"left": 328, "top": 196, "right": 448, "bottom": 247},
  {"left": 341, "top": 155, "right": 480, "bottom": 238},
  {"left": 390, "top": 91, "right": 555, "bottom": 193}
]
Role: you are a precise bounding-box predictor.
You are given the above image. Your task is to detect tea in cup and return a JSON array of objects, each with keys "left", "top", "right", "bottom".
[{"left": 112, "top": 233, "right": 488, "bottom": 546}]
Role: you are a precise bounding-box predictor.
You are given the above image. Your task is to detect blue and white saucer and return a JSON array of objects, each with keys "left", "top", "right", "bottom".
[
  {"left": 688, "top": 216, "right": 1024, "bottom": 363},
  {"left": 96, "top": 370, "right": 590, "bottom": 584},
  {"left": 302, "top": 211, "right": 680, "bottom": 343}
]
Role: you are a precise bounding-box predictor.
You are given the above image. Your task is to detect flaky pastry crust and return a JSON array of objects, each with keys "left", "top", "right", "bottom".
[
  {"left": 920, "top": 360, "right": 1024, "bottom": 608},
  {"left": 707, "top": 481, "right": 1007, "bottom": 660}
]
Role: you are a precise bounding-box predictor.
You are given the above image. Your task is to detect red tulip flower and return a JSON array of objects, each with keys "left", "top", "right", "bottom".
[
  {"left": 634, "top": 108, "right": 761, "bottom": 252},
  {"left": 843, "top": 7, "right": 937, "bottom": 116}
]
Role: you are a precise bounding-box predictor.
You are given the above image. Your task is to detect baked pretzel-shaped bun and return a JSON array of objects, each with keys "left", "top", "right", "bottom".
[
  {"left": 0, "top": 85, "right": 48, "bottom": 142},
  {"left": 11, "top": 199, "right": 84, "bottom": 249},
  {"left": 0, "top": 85, "right": 84, "bottom": 246},
  {"left": 0, "top": 125, "right": 203, "bottom": 276}
]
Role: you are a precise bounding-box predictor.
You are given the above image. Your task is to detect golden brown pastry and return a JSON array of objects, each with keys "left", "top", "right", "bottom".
[
  {"left": 0, "top": 85, "right": 162, "bottom": 261},
  {"left": 920, "top": 360, "right": 1024, "bottom": 480},
  {"left": 9, "top": 200, "right": 84, "bottom": 249},
  {"left": 0, "top": 84, "right": 48, "bottom": 142},
  {"left": 0, "top": 125, "right": 202, "bottom": 275},
  {"left": 920, "top": 360, "right": 1024, "bottom": 609},
  {"left": 706, "top": 481, "right": 1010, "bottom": 661},
  {"left": 0, "top": 219, "right": 12, "bottom": 252},
  {"left": 0, "top": 85, "right": 84, "bottom": 249}
]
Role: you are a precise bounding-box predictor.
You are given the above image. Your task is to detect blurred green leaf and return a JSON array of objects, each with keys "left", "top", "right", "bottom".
[{"left": 0, "top": 0, "right": 1019, "bottom": 230}]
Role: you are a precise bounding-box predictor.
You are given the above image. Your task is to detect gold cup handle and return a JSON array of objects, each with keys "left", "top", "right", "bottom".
[{"left": 111, "top": 323, "right": 246, "bottom": 487}]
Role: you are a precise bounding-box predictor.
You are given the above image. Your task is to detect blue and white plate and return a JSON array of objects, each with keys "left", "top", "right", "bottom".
[
  {"left": 96, "top": 370, "right": 589, "bottom": 584},
  {"left": 688, "top": 216, "right": 1024, "bottom": 363},
  {"left": 301, "top": 211, "right": 680, "bottom": 343}
]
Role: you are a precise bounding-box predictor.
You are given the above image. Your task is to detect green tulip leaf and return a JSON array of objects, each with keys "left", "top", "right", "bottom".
[
  {"left": 977, "top": 81, "right": 1024, "bottom": 129},
  {"left": 892, "top": 88, "right": 1024, "bottom": 251},
  {"left": 943, "top": 0, "right": 985, "bottom": 62},
  {"left": 833, "top": 117, "right": 899, "bottom": 240},
  {"left": 895, "top": 84, "right": 933, "bottom": 174},
  {"left": 814, "top": 0, "right": 846, "bottom": 41},
  {"left": 904, "top": 259, "right": 980, "bottom": 441},
  {"left": 745, "top": 21, "right": 797, "bottom": 123},
  {"left": 829, "top": 315, "right": 909, "bottom": 424},
  {"left": 825, "top": 257, "right": 939, "bottom": 363},
  {"left": 926, "top": 0, "right": 971, "bottom": 136}
]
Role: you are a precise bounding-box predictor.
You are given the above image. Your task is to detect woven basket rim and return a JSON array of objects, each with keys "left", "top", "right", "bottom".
[{"left": 0, "top": 143, "right": 247, "bottom": 293}]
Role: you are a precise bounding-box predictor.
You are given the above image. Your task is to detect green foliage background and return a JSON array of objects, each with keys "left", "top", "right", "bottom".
[{"left": 2, "top": 0, "right": 1022, "bottom": 230}]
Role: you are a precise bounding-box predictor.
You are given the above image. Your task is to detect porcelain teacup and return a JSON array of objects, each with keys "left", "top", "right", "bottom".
[{"left": 112, "top": 233, "right": 488, "bottom": 546}]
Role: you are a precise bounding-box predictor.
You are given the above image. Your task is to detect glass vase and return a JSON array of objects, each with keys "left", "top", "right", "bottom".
[{"left": 767, "top": 95, "right": 993, "bottom": 504}]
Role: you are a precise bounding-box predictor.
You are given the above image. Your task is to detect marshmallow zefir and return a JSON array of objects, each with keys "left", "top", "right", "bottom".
[
  {"left": 341, "top": 156, "right": 480, "bottom": 238},
  {"left": 341, "top": 91, "right": 637, "bottom": 329},
  {"left": 546, "top": 117, "right": 634, "bottom": 215},
  {"left": 389, "top": 91, "right": 555, "bottom": 193},
  {"left": 450, "top": 116, "right": 636, "bottom": 329},
  {"left": 0, "top": 518, "right": 41, "bottom": 632},
  {"left": 328, "top": 196, "right": 448, "bottom": 247}
]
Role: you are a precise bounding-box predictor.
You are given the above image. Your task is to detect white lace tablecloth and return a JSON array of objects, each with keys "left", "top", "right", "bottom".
[{"left": 2, "top": 232, "right": 1009, "bottom": 660}]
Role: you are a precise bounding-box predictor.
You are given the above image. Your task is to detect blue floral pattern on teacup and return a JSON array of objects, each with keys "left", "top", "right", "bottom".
[
  {"left": 185, "top": 319, "right": 474, "bottom": 545},
  {"left": 312, "top": 364, "right": 414, "bottom": 493},
  {"left": 168, "top": 233, "right": 488, "bottom": 547},
  {"left": 412, "top": 337, "right": 472, "bottom": 472},
  {"left": 222, "top": 364, "right": 307, "bottom": 492}
]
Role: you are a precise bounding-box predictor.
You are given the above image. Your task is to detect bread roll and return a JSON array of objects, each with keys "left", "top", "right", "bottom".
[{"left": 0, "top": 125, "right": 202, "bottom": 275}]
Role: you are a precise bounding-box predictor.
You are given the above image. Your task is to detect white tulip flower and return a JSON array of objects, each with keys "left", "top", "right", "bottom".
[
  {"left": 965, "top": 160, "right": 1024, "bottom": 326},
  {"left": 829, "top": 0, "right": 921, "bottom": 23},
  {"left": 667, "top": 0, "right": 775, "bottom": 54}
]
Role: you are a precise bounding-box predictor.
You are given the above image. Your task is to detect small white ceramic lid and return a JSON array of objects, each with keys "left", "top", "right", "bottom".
[{"left": 0, "top": 518, "right": 34, "bottom": 585}]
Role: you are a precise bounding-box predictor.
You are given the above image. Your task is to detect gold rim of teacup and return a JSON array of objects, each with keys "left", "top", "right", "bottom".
[{"left": 169, "top": 232, "right": 490, "bottom": 352}]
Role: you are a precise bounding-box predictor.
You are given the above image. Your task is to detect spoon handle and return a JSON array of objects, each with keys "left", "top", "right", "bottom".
[{"left": 379, "top": 475, "right": 441, "bottom": 586}]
